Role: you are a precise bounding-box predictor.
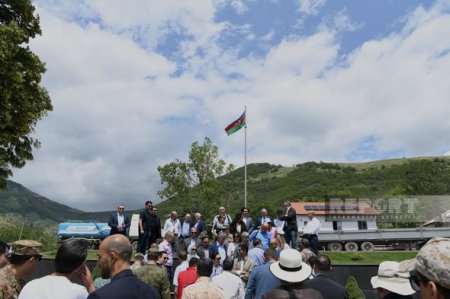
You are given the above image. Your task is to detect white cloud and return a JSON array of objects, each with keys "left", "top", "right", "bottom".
[
  {"left": 12, "top": 1, "right": 450, "bottom": 211},
  {"left": 298, "top": 0, "right": 327, "bottom": 16}
]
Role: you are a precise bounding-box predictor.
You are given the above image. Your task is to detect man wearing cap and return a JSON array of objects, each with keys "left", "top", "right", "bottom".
[
  {"left": 370, "top": 261, "right": 415, "bottom": 299},
  {"left": 87, "top": 234, "right": 159, "bottom": 299},
  {"left": 408, "top": 237, "right": 450, "bottom": 299},
  {"left": 198, "top": 223, "right": 214, "bottom": 242},
  {"left": 304, "top": 255, "right": 348, "bottom": 299},
  {"left": 0, "top": 240, "right": 42, "bottom": 299},
  {"left": 262, "top": 248, "right": 323, "bottom": 299},
  {"left": 133, "top": 247, "right": 170, "bottom": 299},
  {"left": 108, "top": 204, "right": 131, "bottom": 236},
  {"left": 19, "top": 238, "right": 95, "bottom": 299}
]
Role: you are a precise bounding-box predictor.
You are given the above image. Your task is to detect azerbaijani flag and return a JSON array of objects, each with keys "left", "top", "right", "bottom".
[{"left": 224, "top": 111, "right": 246, "bottom": 136}]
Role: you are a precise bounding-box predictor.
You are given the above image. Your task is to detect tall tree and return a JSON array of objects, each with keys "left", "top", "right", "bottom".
[
  {"left": 157, "top": 137, "right": 234, "bottom": 219},
  {"left": 0, "top": 0, "right": 52, "bottom": 188}
]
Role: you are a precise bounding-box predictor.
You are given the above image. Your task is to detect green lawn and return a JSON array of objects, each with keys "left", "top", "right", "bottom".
[
  {"left": 44, "top": 250, "right": 417, "bottom": 265},
  {"left": 324, "top": 251, "right": 418, "bottom": 265}
]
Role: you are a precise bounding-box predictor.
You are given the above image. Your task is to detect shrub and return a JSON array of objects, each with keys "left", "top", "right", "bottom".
[{"left": 346, "top": 275, "right": 366, "bottom": 299}]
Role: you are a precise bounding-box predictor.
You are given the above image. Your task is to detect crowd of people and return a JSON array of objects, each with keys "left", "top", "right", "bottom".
[{"left": 0, "top": 201, "right": 449, "bottom": 299}]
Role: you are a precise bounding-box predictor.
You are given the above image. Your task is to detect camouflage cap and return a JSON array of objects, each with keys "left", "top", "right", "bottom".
[
  {"left": 414, "top": 237, "right": 450, "bottom": 289},
  {"left": 12, "top": 240, "right": 42, "bottom": 256},
  {"left": 147, "top": 247, "right": 159, "bottom": 258}
]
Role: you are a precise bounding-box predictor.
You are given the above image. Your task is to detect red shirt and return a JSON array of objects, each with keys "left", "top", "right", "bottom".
[{"left": 177, "top": 266, "right": 198, "bottom": 299}]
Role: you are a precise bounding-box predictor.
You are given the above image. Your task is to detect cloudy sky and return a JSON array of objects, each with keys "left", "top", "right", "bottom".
[{"left": 12, "top": 0, "right": 450, "bottom": 211}]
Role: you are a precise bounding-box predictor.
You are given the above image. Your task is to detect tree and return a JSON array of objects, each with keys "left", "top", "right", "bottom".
[
  {"left": 157, "top": 137, "right": 234, "bottom": 219},
  {"left": 0, "top": 0, "right": 52, "bottom": 189}
]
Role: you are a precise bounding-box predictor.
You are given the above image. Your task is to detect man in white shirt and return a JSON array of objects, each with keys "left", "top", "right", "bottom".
[
  {"left": 19, "top": 239, "right": 95, "bottom": 299},
  {"left": 212, "top": 258, "right": 245, "bottom": 299},
  {"left": 303, "top": 212, "right": 321, "bottom": 254},
  {"left": 163, "top": 211, "right": 182, "bottom": 255},
  {"left": 180, "top": 214, "right": 192, "bottom": 238}
]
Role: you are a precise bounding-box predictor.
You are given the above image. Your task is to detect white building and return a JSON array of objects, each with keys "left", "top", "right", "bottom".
[{"left": 291, "top": 201, "right": 379, "bottom": 232}]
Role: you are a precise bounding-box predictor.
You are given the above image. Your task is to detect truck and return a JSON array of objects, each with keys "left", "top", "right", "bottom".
[
  {"left": 310, "top": 209, "right": 450, "bottom": 252},
  {"left": 57, "top": 214, "right": 140, "bottom": 249},
  {"left": 316, "top": 226, "right": 450, "bottom": 251}
]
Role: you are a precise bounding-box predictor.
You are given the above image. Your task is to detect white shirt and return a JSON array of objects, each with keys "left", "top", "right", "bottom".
[
  {"left": 19, "top": 275, "right": 88, "bottom": 299},
  {"left": 304, "top": 217, "right": 321, "bottom": 235},
  {"left": 163, "top": 218, "right": 181, "bottom": 235},
  {"left": 181, "top": 221, "right": 191, "bottom": 237},
  {"left": 117, "top": 213, "right": 124, "bottom": 226},
  {"left": 173, "top": 260, "right": 189, "bottom": 286},
  {"left": 273, "top": 218, "right": 285, "bottom": 229},
  {"left": 212, "top": 271, "right": 245, "bottom": 299}
]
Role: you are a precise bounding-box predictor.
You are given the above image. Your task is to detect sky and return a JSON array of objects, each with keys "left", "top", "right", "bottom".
[{"left": 11, "top": 0, "right": 450, "bottom": 211}]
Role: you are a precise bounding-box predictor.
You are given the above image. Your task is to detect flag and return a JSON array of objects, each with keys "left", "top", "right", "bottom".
[{"left": 224, "top": 111, "right": 246, "bottom": 136}]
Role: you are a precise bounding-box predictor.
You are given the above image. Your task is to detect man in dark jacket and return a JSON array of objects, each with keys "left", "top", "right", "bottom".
[
  {"left": 304, "top": 255, "right": 348, "bottom": 299},
  {"left": 148, "top": 206, "right": 162, "bottom": 246},
  {"left": 280, "top": 201, "right": 298, "bottom": 249},
  {"left": 87, "top": 234, "right": 160, "bottom": 299},
  {"left": 108, "top": 204, "right": 131, "bottom": 236}
]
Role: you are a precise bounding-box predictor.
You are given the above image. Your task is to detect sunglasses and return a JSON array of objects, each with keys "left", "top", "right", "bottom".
[
  {"left": 33, "top": 255, "right": 43, "bottom": 261},
  {"left": 409, "top": 270, "right": 429, "bottom": 291}
]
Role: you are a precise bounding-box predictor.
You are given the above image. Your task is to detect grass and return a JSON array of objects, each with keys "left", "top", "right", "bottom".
[
  {"left": 43, "top": 249, "right": 417, "bottom": 265},
  {"left": 324, "top": 251, "right": 418, "bottom": 265}
]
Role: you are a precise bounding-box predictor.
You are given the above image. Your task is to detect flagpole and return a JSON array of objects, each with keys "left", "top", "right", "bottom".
[{"left": 244, "top": 106, "right": 247, "bottom": 207}]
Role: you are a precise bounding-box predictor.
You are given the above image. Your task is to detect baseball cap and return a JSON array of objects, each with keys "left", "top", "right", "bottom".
[
  {"left": 413, "top": 237, "right": 450, "bottom": 289},
  {"left": 11, "top": 240, "right": 42, "bottom": 256}
]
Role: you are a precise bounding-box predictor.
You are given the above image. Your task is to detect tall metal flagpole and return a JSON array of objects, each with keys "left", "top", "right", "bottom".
[{"left": 244, "top": 106, "right": 247, "bottom": 207}]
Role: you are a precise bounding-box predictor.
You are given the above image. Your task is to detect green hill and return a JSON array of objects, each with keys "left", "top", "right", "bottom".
[
  {"left": 157, "top": 156, "right": 450, "bottom": 220},
  {"left": 2, "top": 156, "right": 450, "bottom": 227},
  {"left": 0, "top": 181, "right": 124, "bottom": 226}
]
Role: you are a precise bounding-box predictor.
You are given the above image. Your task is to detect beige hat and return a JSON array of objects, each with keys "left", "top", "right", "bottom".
[
  {"left": 11, "top": 240, "right": 42, "bottom": 256},
  {"left": 413, "top": 237, "right": 450, "bottom": 289},
  {"left": 371, "top": 261, "right": 415, "bottom": 296},
  {"left": 269, "top": 248, "right": 312, "bottom": 283}
]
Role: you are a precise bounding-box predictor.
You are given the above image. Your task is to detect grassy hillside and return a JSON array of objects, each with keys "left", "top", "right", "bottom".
[
  {"left": 2, "top": 156, "right": 450, "bottom": 228},
  {"left": 0, "top": 181, "right": 134, "bottom": 225},
  {"left": 157, "top": 156, "right": 450, "bottom": 220}
]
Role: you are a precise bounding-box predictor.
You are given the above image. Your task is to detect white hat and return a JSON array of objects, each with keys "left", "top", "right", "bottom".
[
  {"left": 269, "top": 248, "right": 312, "bottom": 283},
  {"left": 371, "top": 261, "right": 415, "bottom": 296}
]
